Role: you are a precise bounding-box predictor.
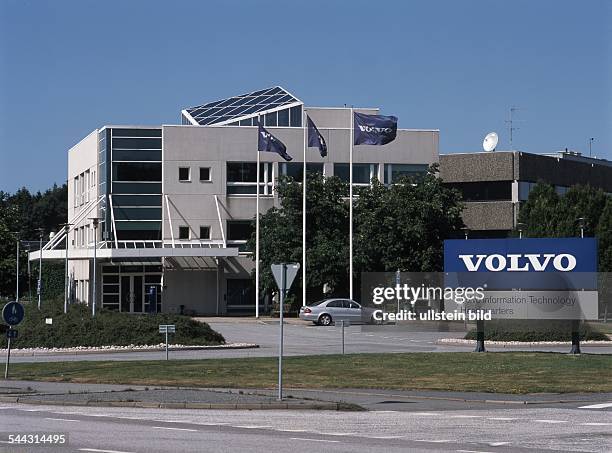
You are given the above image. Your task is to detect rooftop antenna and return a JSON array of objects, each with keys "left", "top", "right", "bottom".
[
  {"left": 483, "top": 132, "right": 499, "bottom": 152},
  {"left": 505, "top": 106, "right": 523, "bottom": 150}
]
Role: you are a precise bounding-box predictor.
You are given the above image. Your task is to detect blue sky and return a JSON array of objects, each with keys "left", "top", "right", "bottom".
[{"left": 1, "top": 0, "right": 610, "bottom": 192}]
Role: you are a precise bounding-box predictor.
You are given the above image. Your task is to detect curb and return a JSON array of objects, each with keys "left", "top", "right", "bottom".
[
  {"left": 0, "top": 396, "right": 359, "bottom": 411},
  {"left": 1, "top": 343, "right": 259, "bottom": 357},
  {"left": 436, "top": 339, "right": 612, "bottom": 347}
]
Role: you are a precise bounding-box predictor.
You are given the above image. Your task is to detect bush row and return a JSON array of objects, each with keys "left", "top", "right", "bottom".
[{"left": 1, "top": 298, "right": 225, "bottom": 348}]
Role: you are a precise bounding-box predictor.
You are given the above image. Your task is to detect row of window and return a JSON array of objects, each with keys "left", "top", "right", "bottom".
[
  {"left": 179, "top": 166, "right": 211, "bottom": 182},
  {"left": 174, "top": 221, "right": 251, "bottom": 242},
  {"left": 73, "top": 168, "right": 96, "bottom": 207},
  {"left": 173, "top": 162, "right": 427, "bottom": 194}
]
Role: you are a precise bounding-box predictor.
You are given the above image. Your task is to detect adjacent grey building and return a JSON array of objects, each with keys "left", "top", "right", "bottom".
[
  {"left": 439, "top": 150, "right": 612, "bottom": 237},
  {"left": 33, "top": 87, "right": 439, "bottom": 316}
]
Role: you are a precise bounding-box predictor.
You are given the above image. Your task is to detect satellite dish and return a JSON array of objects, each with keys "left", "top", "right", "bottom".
[{"left": 483, "top": 132, "right": 498, "bottom": 152}]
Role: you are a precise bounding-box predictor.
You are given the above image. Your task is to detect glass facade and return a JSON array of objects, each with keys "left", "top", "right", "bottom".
[{"left": 103, "top": 127, "right": 163, "bottom": 241}]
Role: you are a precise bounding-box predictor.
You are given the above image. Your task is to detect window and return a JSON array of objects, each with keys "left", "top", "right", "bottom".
[
  {"left": 277, "top": 108, "right": 289, "bottom": 126},
  {"left": 327, "top": 300, "right": 342, "bottom": 308},
  {"left": 179, "top": 167, "right": 190, "bottom": 182},
  {"left": 226, "top": 162, "right": 273, "bottom": 195},
  {"left": 227, "top": 220, "right": 253, "bottom": 241},
  {"left": 178, "top": 226, "right": 190, "bottom": 240},
  {"left": 290, "top": 105, "right": 302, "bottom": 127},
  {"left": 199, "top": 167, "right": 211, "bottom": 182},
  {"left": 280, "top": 163, "right": 324, "bottom": 180},
  {"left": 199, "top": 226, "right": 211, "bottom": 240},
  {"left": 334, "top": 163, "right": 378, "bottom": 185},
  {"left": 112, "top": 163, "right": 162, "bottom": 182},
  {"left": 447, "top": 181, "right": 512, "bottom": 201},
  {"left": 384, "top": 164, "right": 428, "bottom": 184}
]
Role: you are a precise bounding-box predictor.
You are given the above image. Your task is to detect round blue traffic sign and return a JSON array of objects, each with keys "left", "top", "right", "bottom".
[{"left": 2, "top": 301, "right": 25, "bottom": 326}]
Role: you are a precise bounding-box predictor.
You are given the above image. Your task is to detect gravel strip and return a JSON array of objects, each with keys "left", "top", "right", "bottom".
[{"left": 1, "top": 342, "right": 258, "bottom": 356}]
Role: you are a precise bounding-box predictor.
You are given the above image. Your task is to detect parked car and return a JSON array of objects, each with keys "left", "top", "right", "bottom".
[{"left": 299, "top": 298, "right": 381, "bottom": 326}]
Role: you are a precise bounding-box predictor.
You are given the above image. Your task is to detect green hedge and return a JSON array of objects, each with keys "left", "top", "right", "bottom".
[
  {"left": 465, "top": 320, "right": 609, "bottom": 342},
  {"left": 1, "top": 298, "right": 224, "bottom": 348}
]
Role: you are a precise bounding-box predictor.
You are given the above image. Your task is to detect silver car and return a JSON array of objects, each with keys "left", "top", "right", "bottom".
[{"left": 299, "top": 299, "right": 380, "bottom": 326}]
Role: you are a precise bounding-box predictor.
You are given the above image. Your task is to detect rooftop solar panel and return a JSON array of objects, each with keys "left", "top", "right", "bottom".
[{"left": 183, "top": 86, "right": 302, "bottom": 126}]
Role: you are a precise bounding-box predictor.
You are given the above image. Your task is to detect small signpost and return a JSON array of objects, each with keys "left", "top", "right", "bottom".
[
  {"left": 3, "top": 301, "right": 25, "bottom": 379},
  {"left": 271, "top": 263, "right": 300, "bottom": 401},
  {"left": 158, "top": 324, "right": 176, "bottom": 361},
  {"left": 340, "top": 320, "right": 350, "bottom": 355}
]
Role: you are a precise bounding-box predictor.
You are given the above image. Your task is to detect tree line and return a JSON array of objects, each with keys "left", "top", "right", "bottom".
[{"left": 0, "top": 184, "right": 67, "bottom": 299}]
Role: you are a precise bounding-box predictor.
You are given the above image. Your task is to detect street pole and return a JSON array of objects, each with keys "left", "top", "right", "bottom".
[
  {"left": 278, "top": 264, "right": 286, "bottom": 401},
  {"left": 91, "top": 218, "right": 100, "bottom": 317},
  {"left": 60, "top": 223, "right": 72, "bottom": 314},
  {"left": 4, "top": 327, "right": 12, "bottom": 379},
  {"left": 166, "top": 330, "right": 169, "bottom": 361},
  {"left": 15, "top": 234, "right": 19, "bottom": 302},
  {"left": 37, "top": 229, "right": 43, "bottom": 310}
]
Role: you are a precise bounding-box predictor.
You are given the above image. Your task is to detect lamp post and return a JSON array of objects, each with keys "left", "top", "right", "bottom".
[
  {"left": 59, "top": 223, "right": 73, "bottom": 314},
  {"left": 89, "top": 217, "right": 101, "bottom": 317},
  {"left": 516, "top": 222, "right": 526, "bottom": 239},
  {"left": 461, "top": 227, "right": 469, "bottom": 240},
  {"left": 11, "top": 232, "right": 20, "bottom": 302},
  {"left": 37, "top": 228, "right": 44, "bottom": 309}
]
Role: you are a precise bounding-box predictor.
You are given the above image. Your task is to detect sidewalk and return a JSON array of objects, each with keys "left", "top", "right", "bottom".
[
  {"left": 0, "top": 380, "right": 358, "bottom": 411},
  {"left": 2, "top": 380, "right": 610, "bottom": 412}
]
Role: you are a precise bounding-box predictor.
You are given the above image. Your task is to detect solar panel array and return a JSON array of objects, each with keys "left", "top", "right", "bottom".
[{"left": 184, "top": 86, "right": 301, "bottom": 126}]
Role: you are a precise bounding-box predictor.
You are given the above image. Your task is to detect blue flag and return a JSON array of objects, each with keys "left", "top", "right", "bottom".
[
  {"left": 353, "top": 112, "right": 398, "bottom": 145},
  {"left": 258, "top": 122, "right": 292, "bottom": 161},
  {"left": 307, "top": 116, "right": 327, "bottom": 157}
]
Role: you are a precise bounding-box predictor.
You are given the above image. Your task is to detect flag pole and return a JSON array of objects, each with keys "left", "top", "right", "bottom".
[
  {"left": 302, "top": 111, "right": 307, "bottom": 306},
  {"left": 349, "top": 108, "right": 354, "bottom": 300},
  {"left": 255, "top": 117, "right": 261, "bottom": 318}
]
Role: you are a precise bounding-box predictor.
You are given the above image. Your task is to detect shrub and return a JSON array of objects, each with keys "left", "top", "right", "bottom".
[{"left": 1, "top": 298, "right": 224, "bottom": 348}]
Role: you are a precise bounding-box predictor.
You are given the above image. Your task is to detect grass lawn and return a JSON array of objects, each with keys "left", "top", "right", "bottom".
[{"left": 9, "top": 352, "right": 612, "bottom": 394}]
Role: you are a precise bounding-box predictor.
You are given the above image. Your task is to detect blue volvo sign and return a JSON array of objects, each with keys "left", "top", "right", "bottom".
[{"left": 444, "top": 238, "right": 598, "bottom": 290}]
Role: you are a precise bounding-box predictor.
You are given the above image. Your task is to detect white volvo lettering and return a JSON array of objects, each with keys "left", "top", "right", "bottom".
[{"left": 458, "top": 253, "right": 577, "bottom": 271}]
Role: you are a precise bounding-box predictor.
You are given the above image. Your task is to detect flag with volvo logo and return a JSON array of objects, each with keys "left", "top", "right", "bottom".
[
  {"left": 353, "top": 112, "right": 398, "bottom": 146},
  {"left": 307, "top": 116, "right": 327, "bottom": 157},
  {"left": 258, "top": 122, "right": 292, "bottom": 161}
]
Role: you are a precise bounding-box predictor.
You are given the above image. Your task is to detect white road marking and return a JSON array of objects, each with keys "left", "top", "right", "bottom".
[
  {"left": 580, "top": 422, "right": 612, "bottom": 426},
  {"left": 578, "top": 402, "right": 612, "bottom": 409},
  {"left": 457, "top": 450, "right": 495, "bottom": 453},
  {"left": 411, "top": 412, "right": 442, "bottom": 416},
  {"left": 232, "top": 425, "right": 273, "bottom": 429},
  {"left": 488, "top": 417, "right": 518, "bottom": 421},
  {"left": 532, "top": 420, "right": 568, "bottom": 424},
  {"left": 290, "top": 438, "right": 340, "bottom": 443},
  {"left": 416, "top": 439, "right": 453, "bottom": 443},
  {"left": 448, "top": 415, "right": 484, "bottom": 418},
  {"left": 489, "top": 442, "right": 511, "bottom": 446},
  {"left": 45, "top": 417, "right": 80, "bottom": 422},
  {"left": 277, "top": 429, "right": 309, "bottom": 433},
  {"left": 79, "top": 449, "right": 136, "bottom": 453},
  {"left": 152, "top": 426, "right": 198, "bottom": 432}
]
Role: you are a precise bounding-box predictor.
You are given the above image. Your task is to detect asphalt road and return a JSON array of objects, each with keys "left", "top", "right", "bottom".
[
  {"left": 10, "top": 321, "right": 612, "bottom": 363},
  {"left": 0, "top": 401, "right": 611, "bottom": 452}
]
